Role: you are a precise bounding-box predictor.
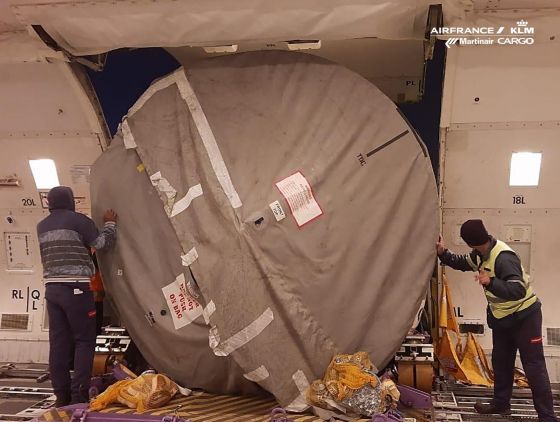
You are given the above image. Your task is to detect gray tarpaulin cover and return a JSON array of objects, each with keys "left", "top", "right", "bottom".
[{"left": 91, "top": 51, "right": 438, "bottom": 408}]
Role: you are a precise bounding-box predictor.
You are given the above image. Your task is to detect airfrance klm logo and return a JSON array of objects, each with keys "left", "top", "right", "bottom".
[{"left": 431, "top": 20, "right": 535, "bottom": 48}]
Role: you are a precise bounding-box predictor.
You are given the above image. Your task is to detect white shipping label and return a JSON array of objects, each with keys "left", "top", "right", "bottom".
[
  {"left": 275, "top": 172, "right": 323, "bottom": 227},
  {"left": 175, "top": 273, "right": 187, "bottom": 295},
  {"left": 162, "top": 278, "right": 203, "bottom": 330},
  {"left": 269, "top": 200, "right": 286, "bottom": 222},
  {"left": 70, "top": 165, "right": 91, "bottom": 184}
]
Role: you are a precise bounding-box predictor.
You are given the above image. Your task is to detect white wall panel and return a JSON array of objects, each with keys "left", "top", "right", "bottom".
[
  {"left": 0, "top": 62, "right": 94, "bottom": 135},
  {"left": 0, "top": 61, "right": 104, "bottom": 363},
  {"left": 0, "top": 339, "right": 49, "bottom": 363},
  {"left": 441, "top": 39, "right": 560, "bottom": 381},
  {"left": 0, "top": 137, "right": 101, "bottom": 362},
  {"left": 444, "top": 43, "right": 560, "bottom": 124},
  {"left": 443, "top": 127, "right": 560, "bottom": 209}
]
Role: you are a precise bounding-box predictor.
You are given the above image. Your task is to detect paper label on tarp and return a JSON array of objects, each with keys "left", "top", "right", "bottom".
[
  {"left": 162, "top": 277, "right": 202, "bottom": 329},
  {"left": 276, "top": 172, "right": 323, "bottom": 227},
  {"left": 269, "top": 200, "right": 286, "bottom": 222},
  {"left": 175, "top": 273, "right": 187, "bottom": 295}
]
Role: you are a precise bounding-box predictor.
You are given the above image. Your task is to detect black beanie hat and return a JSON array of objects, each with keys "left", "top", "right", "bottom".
[{"left": 460, "top": 219, "right": 489, "bottom": 247}]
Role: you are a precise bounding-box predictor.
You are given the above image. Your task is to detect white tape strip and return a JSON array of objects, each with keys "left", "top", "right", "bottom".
[
  {"left": 209, "top": 325, "right": 220, "bottom": 349},
  {"left": 177, "top": 385, "right": 192, "bottom": 397},
  {"left": 211, "top": 308, "right": 274, "bottom": 357},
  {"left": 181, "top": 247, "right": 198, "bottom": 267},
  {"left": 285, "top": 370, "right": 311, "bottom": 412},
  {"left": 243, "top": 365, "right": 270, "bottom": 382},
  {"left": 121, "top": 119, "right": 137, "bottom": 149},
  {"left": 150, "top": 171, "right": 177, "bottom": 214},
  {"left": 285, "top": 393, "right": 309, "bottom": 412},
  {"left": 175, "top": 72, "right": 242, "bottom": 209},
  {"left": 170, "top": 184, "right": 203, "bottom": 217},
  {"left": 202, "top": 300, "right": 216, "bottom": 325},
  {"left": 150, "top": 171, "right": 177, "bottom": 200},
  {"left": 128, "top": 70, "right": 179, "bottom": 116}
]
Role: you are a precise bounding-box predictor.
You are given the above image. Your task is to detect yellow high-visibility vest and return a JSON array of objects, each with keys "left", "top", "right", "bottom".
[{"left": 477, "top": 240, "right": 537, "bottom": 319}]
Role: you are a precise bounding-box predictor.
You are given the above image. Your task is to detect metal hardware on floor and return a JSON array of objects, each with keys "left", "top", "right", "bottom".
[
  {"left": 432, "top": 383, "right": 560, "bottom": 421},
  {"left": 0, "top": 384, "right": 55, "bottom": 420}
]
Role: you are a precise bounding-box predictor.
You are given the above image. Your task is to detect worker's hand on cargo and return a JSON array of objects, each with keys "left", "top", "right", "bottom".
[
  {"left": 475, "top": 270, "right": 491, "bottom": 286},
  {"left": 103, "top": 209, "right": 118, "bottom": 223},
  {"left": 436, "top": 235, "right": 445, "bottom": 256}
]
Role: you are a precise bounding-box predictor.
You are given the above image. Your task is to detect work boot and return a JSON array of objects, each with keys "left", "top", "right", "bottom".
[
  {"left": 474, "top": 400, "right": 511, "bottom": 415},
  {"left": 54, "top": 395, "right": 70, "bottom": 408},
  {"left": 70, "top": 384, "right": 90, "bottom": 405}
]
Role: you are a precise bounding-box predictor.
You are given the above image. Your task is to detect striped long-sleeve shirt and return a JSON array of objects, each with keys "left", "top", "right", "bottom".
[{"left": 37, "top": 209, "right": 116, "bottom": 281}]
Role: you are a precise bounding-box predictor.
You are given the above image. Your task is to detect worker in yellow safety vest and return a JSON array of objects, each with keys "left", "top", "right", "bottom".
[{"left": 437, "top": 219, "right": 557, "bottom": 422}]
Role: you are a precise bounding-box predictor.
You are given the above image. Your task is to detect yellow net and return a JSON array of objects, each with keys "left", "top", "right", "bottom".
[
  {"left": 90, "top": 373, "right": 180, "bottom": 412},
  {"left": 437, "top": 275, "right": 493, "bottom": 387}
]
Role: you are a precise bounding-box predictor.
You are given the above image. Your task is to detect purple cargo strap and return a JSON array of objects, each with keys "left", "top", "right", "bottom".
[
  {"left": 396, "top": 384, "right": 432, "bottom": 409},
  {"left": 112, "top": 363, "right": 133, "bottom": 381},
  {"left": 270, "top": 407, "right": 294, "bottom": 422},
  {"left": 371, "top": 410, "right": 404, "bottom": 422},
  {"left": 69, "top": 409, "right": 191, "bottom": 422}
]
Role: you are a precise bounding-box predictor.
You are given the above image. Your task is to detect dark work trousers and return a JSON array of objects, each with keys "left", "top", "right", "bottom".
[
  {"left": 492, "top": 307, "right": 558, "bottom": 421},
  {"left": 45, "top": 283, "right": 96, "bottom": 405},
  {"left": 95, "top": 300, "right": 104, "bottom": 335}
]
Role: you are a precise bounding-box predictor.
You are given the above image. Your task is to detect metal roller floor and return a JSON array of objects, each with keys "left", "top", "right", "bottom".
[
  {"left": 434, "top": 384, "right": 560, "bottom": 421},
  {"left": 4, "top": 373, "right": 560, "bottom": 422}
]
